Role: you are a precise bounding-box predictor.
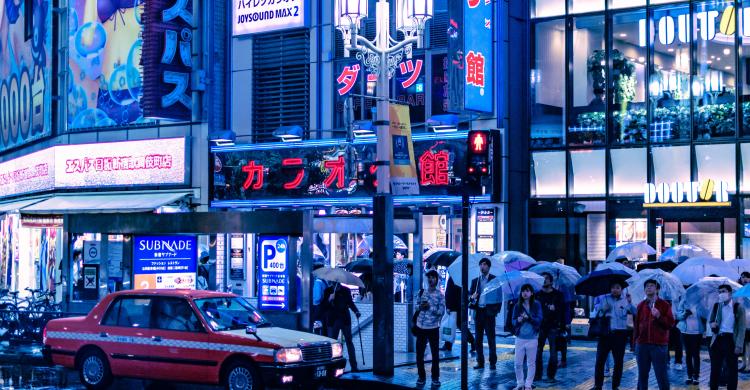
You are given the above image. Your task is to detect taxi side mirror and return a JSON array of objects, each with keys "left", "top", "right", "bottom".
[{"left": 246, "top": 324, "right": 262, "bottom": 341}]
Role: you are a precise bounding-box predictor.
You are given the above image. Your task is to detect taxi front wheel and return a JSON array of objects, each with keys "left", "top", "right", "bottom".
[
  {"left": 78, "top": 348, "right": 113, "bottom": 390},
  {"left": 224, "top": 361, "right": 262, "bottom": 390}
]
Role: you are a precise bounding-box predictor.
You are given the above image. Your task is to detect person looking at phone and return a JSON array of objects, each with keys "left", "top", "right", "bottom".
[
  {"left": 633, "top": 279, "right": 674, "bottom": 390},
  {"left": 512, "top": 284, "right": 543, "bottom": 390},
  {"left": 676, "top": 295, "right": 705, "bottom": 385},
  {"left": 414, "top": 270, "right": 445, "bottom": 387}
]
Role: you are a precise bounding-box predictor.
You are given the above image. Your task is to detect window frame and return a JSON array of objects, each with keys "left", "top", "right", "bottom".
[{"left": 153, "top": 297, "right": 207, "bottom": 333}]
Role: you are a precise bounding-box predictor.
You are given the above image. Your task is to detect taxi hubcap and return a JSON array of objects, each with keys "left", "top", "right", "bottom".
[
  {"left": 229, "top": 367, "right": 253, "bottom": 389},
  {"left": 82, "top": 355, "right": 104, "bottom": 384}
]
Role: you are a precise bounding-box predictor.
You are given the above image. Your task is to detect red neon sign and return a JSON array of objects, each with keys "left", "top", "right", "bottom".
[
  {"left": 282, "top": 158, "right": 305, "bottom": 189},
  {"left": 419, "top": 150, "right": 450, "bottom": 186},
  {"left": 241, "top": 161, "right": 264, "bottom": 190},
  {"left": 323, "top": 156, "right": 346, "bottom": 189}
]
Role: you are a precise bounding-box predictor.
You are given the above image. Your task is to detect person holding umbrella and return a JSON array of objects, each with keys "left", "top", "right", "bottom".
[
  {"left": 324, "top": 282, "right": 362, "bottom": 372},
  {"left": 512, "top": 284, "right": 543, "bottom": 390},
  {"left": 414, "top": 270, "right": 445, "bottom": 387},
  {"left": 633, "top": 279, "right": 674, "bottom": 390},
  {"left": 708, "top": 284, "right": 746, "bottom": 390},
  {"left": 590, "top": 280, "right": 635, "bottom": 390},
  {"left": 738, "top": 271, "right": 750, "bottom": 373},
  {"left": 675, "top": 295, "right": 705, "bottom": 385},
  {"left": 534, "top": 272, "right": 564, "bottom": 382},
  {"left": 469, "top": 257, "right": 499, "bottom": 370}
]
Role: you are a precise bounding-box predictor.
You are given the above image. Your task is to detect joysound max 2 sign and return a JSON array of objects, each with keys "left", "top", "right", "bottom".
[{"left": 232, "top": 0, "right": 308, "bottom": 36}]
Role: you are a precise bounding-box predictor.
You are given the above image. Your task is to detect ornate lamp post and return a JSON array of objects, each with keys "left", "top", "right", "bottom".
[{"left": 335, "top": 0, "right": 432, "bottom": 376}]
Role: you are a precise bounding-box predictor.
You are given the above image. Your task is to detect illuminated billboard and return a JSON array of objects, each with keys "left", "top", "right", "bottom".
[
  {"left": 67, "top": 0, "right": 149, "bottom": 129},
  {"left": 0, "top": 0, "right": 52, "bottom": 151}
]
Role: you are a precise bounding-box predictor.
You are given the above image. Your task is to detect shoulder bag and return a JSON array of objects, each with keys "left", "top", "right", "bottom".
[{"left": 588, "top": 297, "right": 611, "bottom": 338}]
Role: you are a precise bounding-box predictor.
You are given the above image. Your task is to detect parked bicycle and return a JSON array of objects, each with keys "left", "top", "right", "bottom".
[{"left": 0, "top": 287, "right": 62, "bottom": 343}]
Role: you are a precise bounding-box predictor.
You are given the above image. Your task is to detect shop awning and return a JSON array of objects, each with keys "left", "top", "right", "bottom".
[
  {"left": 0, "top": 198, "right": 49, "bottom": 215},
  {"left": 20, "top": 191, "right": 193, "bottom": 214}
]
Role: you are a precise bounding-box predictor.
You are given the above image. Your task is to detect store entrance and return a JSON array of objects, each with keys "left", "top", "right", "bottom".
[{"left": 654, "top": 215, "right": 736, "bottom": 259}]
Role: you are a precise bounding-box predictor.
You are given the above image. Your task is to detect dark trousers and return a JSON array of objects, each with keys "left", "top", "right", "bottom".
[
  {"left": 535, "top": 328, "right": 558, "bottom": 380},
  {"left": 474, "top": 308, "right": 497, "bottom": 366},
  {"left": 558, "top": 334, "right": 568, "bottom": 363},
  {"left": 636, "top": 344, "right": 670, "bottom": 390},
  {"left": 710, "top": 334, "right": 738, "bottom": 390},
  {"left": 682, "top": 333, "right": 702, "bottom": 380},
  {"left": 594, "top": 329, "right": 629, "bottom": 389},
  {"left": 416, "top": 327, "right": 440, "bottom": 380},
  {"left": 328, "top": 320, "right": 357, "bottom": 370},
  {"left": 669, "top": 326, "right": 683, "bottom": 364}
]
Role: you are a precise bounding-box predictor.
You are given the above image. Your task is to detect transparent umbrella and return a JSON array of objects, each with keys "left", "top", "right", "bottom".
[
  {"left": 528, "top": 261, "right": 581, "bottom": 289},
  {"left": 363, "top": 235, "right": 408, "bottom": 251},
  {"left": 606, "top": 241, "right": 656, "bottom": 263},
  {"left": 727, "top": 259, "right": 750, "bottom": 275},
  {"left": 313, "top": 267, "right": 365, "bottom": 288},
  {"left": 496, "top": 271, "right": 545, "bottom": 301},
  {"left": 685, "top": 277, "right": 743, "bottom": 314},
  {"left": 595, "top": 262, "right": 637, "bottom": 277},
  {"left": 446, "top": 253, "right": 502, "bottom": 287},
  {"left": 672, "top": 257, "right": 740, "bottom": 285},
  {"left": 659, "top": 244, "right": 712, "bottom": 264},
  {"left": 627, "top": 269, "right": 686, "bottom": 304},
  {"left": 491, "top": 251, "right": 537, "bottom": 272}
]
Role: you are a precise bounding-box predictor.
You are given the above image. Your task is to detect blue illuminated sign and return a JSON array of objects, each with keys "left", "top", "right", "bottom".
[
  {"left": 463, "top": 0, "right": 493, "bottom": 112},
  {"left": 133, "top": 236, "right": 197, "bottom": 290},
  {"left": 257, "top": 236, "right": 289, "bottom": 311}
]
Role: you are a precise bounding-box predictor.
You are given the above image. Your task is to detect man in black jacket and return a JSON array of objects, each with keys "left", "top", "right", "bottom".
[
  {"left": 469, "top": 257, "right": 499, "bottom": 369},
  {"left": 535, "top": 272, "right": 564, "bottom": 382},
  {"left": 325, "top": 283, "right": 362, "bottom": 372},
  {"left": 440, "top": 277, "right": 475, "bottom": 352}
]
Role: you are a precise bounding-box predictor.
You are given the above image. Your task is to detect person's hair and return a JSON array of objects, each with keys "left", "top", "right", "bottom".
[
  {"left": 644, "top": 279, "right": 660, "bottom": 289},
  {"left": 313, "top": 263, "right": 325, "bottom": 271},
  {"left": 426, "top": 270, "right": 439, "bottom": 279},
  {"left": 517, "top": 284, "right": 535, "bottom": 306},
  {"left": 541, "top": 272, "right": 553, "bottom": 282},
  {"left": 610, "top": 280, "right": 624, "bottom": 289},
  {"left": 615, "top": 256, "right": 628, "bottom": 264},
  {"left": 478, "top": 257, "right": 491, "bottom": 267},
  {"left": 407, "top": 263, "right": 413, "bottom": 270},
  {"left": 741, "top": 271, "right": 750, "bottom": 279},
  {"left": 718, "top": 284, "right": 733, "bottom": 293}
]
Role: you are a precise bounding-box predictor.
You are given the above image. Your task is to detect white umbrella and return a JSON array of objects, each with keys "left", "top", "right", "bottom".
[
  {"left": 606, "top": 241, "right": 656, "bottom": 263},
  {"left": 313, "top": 267, "right": 365, "bottom": 288},
  {"left": 595, "top": 262, "right": 637, "bottom": 277},
  {"left": 672, "top": 257, "right": 740, "bottom": 285},
  {"left": 684, "top": 277, "right": 743, "bottom": 314},
  {"left": 491, "top": 251, "right": 537, "bottom": 271},
  {"left": 423, "top": 247, "right": 452, "bottom": 259},
  {"left": 727, "top": 259, "right": 750, "bottom": 275},
  {"left": 528, "top": 261, "right": 582, "bottom": 288},
  {"left": 447, "top": 253, "right": 501, "bottom": 287},
  {"left": 659, "top": 244, "right": 711, "bottom": 264},
  {"left": 496, "top": 271, "right": 545, "bottom": 301},
  {"left": 627, "top": 269, "right": 686, "bottom": 304}
]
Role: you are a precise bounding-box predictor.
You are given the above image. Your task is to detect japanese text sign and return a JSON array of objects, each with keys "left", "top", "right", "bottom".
[
  {"left": 133, "top": 235, "right": 197, "bottom": 290},
  {"left": 233, "top": 0, "right": 307, "bottom": 36},
  {"left": 448, "top": 0, "right": 493, "bottom": 113},
  {"left": 0, "top": 148, "right": 55, "bottom": 198},
  {"left": 389, "top": 104, "right": 419, "bottom": 195},
  {"left": 257, "top": 236, "right": 289, "bottom": 311},
  {"left": 142, "top": 0, "right": 194, "bottom": 121}
]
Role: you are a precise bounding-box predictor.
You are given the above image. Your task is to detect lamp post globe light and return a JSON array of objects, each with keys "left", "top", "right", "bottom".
[{"left": 334, "top": 0, "right": 432, "bottom": 376}]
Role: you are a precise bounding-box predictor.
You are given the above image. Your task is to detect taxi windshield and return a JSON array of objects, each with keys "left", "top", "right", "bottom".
[{"left": 194, "top": 297, "right": 270, "bottom": 331}]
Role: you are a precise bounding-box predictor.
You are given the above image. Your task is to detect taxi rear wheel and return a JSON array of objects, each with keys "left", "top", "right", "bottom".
[
  {"left": 78, "top": 348, "right": 113, "bottom": 390},
  {"left": 224, "top": 361, "right": 262, "bottom": 390}
]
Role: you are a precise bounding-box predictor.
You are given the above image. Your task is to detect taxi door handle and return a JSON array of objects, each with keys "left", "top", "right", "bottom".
[
  {"left": 99, "top": 332, "right": 108, "bottom": 338},
  {"left": 152, "top": 336, "right": 162, "bottom": 342}
]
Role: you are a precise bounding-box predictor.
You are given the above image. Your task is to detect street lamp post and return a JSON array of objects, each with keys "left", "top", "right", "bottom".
[{"left": 335, "top": 0, "right": 432, "bottom": 376}]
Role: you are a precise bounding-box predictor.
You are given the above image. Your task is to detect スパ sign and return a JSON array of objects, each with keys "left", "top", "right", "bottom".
[{"left": 258, "top": 236, "right": 289, "bottom": 311}]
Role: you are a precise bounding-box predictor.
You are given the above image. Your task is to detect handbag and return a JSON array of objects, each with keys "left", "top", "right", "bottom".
[
  {"left": 411, "top": 289, "right": 424, "bottom": 334},
  {"left": 588, "top": 297, "right": 612, "bottom": 338}
]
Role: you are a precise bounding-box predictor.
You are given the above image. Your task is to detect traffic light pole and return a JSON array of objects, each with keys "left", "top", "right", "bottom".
[{"left": 460, "top": 186, "right": 470, "bottom": 390}]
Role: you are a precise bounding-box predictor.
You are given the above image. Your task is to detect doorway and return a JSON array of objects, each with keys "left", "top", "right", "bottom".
[{"left": 655, "top": 218, "right": 736, "bottom": 260}]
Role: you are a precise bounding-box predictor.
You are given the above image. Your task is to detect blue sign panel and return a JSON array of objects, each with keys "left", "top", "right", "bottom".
[
  {"left": 463, "top": 0, "right": 493, "bottom": 113},
  {"left": 257, "top": 236, "right": 289, "bottom": 311},
  {"left": 133, "top": 236, "right": 197, "bottom": 290}
]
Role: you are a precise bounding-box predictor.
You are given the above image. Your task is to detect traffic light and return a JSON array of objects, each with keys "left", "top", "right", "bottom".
[{"left": 467, "top": 130, "right": 490, "bottom": 179}]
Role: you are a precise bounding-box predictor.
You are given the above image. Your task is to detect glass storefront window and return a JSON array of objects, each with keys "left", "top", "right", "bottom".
[
  {"left": 609, "top": 0, "right": 645, "bottom": 9},
  {"left": 570, "top": 0, "right": 604, "bottom": 14},
  {"left": 532, "top": 19, "right": 566, "bottom": 148},
  {"left": 570, "top": 149, "right": 606, "bottom": 196},
  {"left": 570, "top": 16, "right": 606, "bottom": 146},
  {"left": 693, "top": 1, "right": 736, "bottom": 140},
  {"left": 612, "top": 11, "right": 648, "bottom": 144},
  {"left": 529, "top": 200, "right": 568, "bottom": 262},
  {"left": 742, "top": 1, "right": 750, "bottom": 136},
  {"left": 610, "top": 147, "right": 647, "bottom": 194},
  {"left": 695, "top": 143, "right": 737, "bottom": 191},
  {"left": 532, "top": 151, "right": 567, "bottom": 197},
  {"left": 740, "top": 143, "right": 750, "bottom": 192},
  {"left": 532, "top": 0, "right": 565, "bottom": 18},
  {"left": 652, "top": 145, "right": 691, "bottom": 184},
  {"left": 652, "top": 5, "right": 692, "bottom": 142}
]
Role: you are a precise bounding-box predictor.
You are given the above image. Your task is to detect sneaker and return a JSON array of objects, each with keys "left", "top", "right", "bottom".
[
  {"left": 416, "top": 377, "right": 426, "bottom": 386},
  {"left": 431, "top": 380, "right": 441, "bottom": 387},
  {"left": 674, "top": 363, "right": 684, "bottom": 370}
]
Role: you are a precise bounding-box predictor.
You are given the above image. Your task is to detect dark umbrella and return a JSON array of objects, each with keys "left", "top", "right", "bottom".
[
  {"left": 345, "top": 259, "right": 411, "bottom": 274},
  {"left": 575, "top": 269, "right": 631, "bottom": 297},
  {"left": 636, "top": 260, "right": 678, "bottom": 272},
  {"left": 425, "top": 250, "right": 461, "bottom": 267}
]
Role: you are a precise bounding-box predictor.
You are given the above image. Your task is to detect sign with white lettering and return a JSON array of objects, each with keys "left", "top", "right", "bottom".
[
  {"left": 643, "top": 179, "right": 730, "bottom": 208},
  {"left": 257, "top": 236, "right": 289, "bottom": 311},
  {"left": 232, "top": 0, "right": 308, "bottom": 36},
  {"left": 133, "top": 235, "right": 197, "bottom": 290},
  {"left": 0, "top": 148, "right": 55, "bottom": 198}
]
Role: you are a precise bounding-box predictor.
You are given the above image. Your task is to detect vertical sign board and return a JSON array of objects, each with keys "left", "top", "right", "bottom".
[
  {"left": 81, "top": 265, "right": 99, "bottom": 301},
  {"left": 133, "top": 236, "right": 197, "bottom": 289},
  {"left": 257, "top": 236, "right": 289, "bottom": 311},
  {"left": 475, "top": 208, "right": 495, "bottom": 254},
  {"left": 389, "top": 104, "right": 419, "bottom": 195},
  {"left": 448, "top": 0, "right": 493, "bottom": 113},
  {"left": 142, "top": 0, "right": 194, "bottom": 120},
  {"left": 230, "top": 233, "right": 245, "bottom": 280}
]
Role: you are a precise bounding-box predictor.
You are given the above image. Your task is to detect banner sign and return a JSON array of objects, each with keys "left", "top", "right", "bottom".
[
  {"left": 212, "top": 133, "right": 480, "bottom": 204},
  {"left": 257, "top": 236, "right": 289, "bottom": 311},
  {"left": 134, "top": 235, "right": 197, "bottom": 289},
  {"left": 643, "top": 179, "right": 731, "bottom": 208},
  {"left": 142, "top": 0, "right": 194, "bottom": 121},
  {"left": 233, "top": 0, "right": 308, "bottom": 36},
  {"left": 448, "top": 0, "right": 493, "bottom": 113},
  {"left": 389, "top": 104, "right": 419, "bottom": 195},
  {"left": 0, "top": 138, "right": 187, "bottom": 199},
  {"left": 0, "top": 0, "right": 52, "bottom": 151}
]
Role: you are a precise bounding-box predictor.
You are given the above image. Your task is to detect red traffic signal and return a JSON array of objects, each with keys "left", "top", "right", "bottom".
[
  {"left": 470, "top": 131, "right": 488, "bottom": 153},
  {"left": 467, "top": 130, "right": 491, "bottom": 179}
]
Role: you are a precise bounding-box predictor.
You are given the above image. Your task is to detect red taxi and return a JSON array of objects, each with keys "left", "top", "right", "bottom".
[{"left": 43, "top": 290, "right": 346, "bottom": 389}]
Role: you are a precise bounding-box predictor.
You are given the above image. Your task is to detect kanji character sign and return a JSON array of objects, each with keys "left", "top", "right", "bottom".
[
  {"left": 399, "top": 59, "right": 423, "bottom": 89},
  {"left": 241, "top": 161, "right": 264, "bottom": 190},
  {"left": 323, "top": 156, "right": 345, "bottom": 189},
  {"left": 466, "top": 51, "right": 485, "bottom": 88},
  {"left": 419, "top": 151, "right": 450, "bottom": 186},
  {"left": 337, "top": 64, "right": 360, "bottom": 96}
]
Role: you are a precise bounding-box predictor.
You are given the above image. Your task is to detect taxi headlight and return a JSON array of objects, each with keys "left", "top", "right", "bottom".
[
  {"left": 331, "top": 342, "right": 343, "bottom": 358},
  {"left": 275, "top": 347, "right": 303, "bottom": 363}
]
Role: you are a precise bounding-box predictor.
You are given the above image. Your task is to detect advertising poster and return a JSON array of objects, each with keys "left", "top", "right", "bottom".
[
  {"left": 229, "top": 233, "right": 245, "bottom": 280},
  {"left": 133, "top": 235, "right": 197, "bottom": 290},
  {"left": 448, "top": 0, "right": 493, "bottom": 113},
  {"left": 257, "top": 236, "right": 289, "bottom": 311},
  {"left": 389, "top": 104, "right": 419, "bottom": 195},
  {"left": 233, "top": 0, "right": 307, "bottom": 35},
  {"left": 68, "top": 0, "right": 149, "bottom": 129},
  {"left": 0, "top": 0, "right": 52, "bottom": 151}
]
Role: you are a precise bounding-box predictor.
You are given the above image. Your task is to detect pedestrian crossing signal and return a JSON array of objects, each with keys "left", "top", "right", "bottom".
[{"left": 467, "top": 130, "right": 490, "bottom": 179}]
